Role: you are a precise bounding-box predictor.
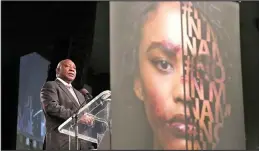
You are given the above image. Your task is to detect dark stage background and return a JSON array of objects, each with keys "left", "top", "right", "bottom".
[
  {"left": 2, "top": 1, "right": 109, "bottom": 150},
  {"left": 2, "top": 1, "right": 259, "bottom": 150}
]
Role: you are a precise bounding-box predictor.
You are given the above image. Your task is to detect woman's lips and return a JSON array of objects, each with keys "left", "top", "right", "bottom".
[{"left": 166, "top": 114, "right": 197, "bottom": 138}]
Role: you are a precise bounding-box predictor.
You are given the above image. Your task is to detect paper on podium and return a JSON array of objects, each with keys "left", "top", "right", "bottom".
[{"left": 58, "top": 90, "right": 111, "bottom": 145}]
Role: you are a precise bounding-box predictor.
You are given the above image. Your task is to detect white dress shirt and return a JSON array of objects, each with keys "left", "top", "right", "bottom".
[{"left": 57, "top": 78, "right": 80, "bottom": 105}]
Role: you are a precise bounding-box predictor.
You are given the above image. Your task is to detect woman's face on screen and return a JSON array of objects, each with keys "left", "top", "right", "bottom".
[{"left": 133, "top": 2, "right": 225, "bottom": 150}]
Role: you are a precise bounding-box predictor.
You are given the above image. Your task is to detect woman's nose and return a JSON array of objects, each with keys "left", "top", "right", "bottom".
[{"left": 174, "top": 75, "right": 191, "bottom": 102}]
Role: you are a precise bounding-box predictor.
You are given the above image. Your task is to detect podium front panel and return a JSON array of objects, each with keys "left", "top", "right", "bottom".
[
  {"left": 58, "top": 91, "right": 111, "bottom": 145},
  {"left": 110, "top": 1, "right": 245, "bottom": 150}
]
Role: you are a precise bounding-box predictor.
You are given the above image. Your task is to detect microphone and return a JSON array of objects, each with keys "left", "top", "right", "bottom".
[
  {"left": 85, "top": 93, "right": 93, "bottom": 100},
  {"left": 80, "top": 88, "right": 93, "bottom": 102},
  {"left": 80, "top": 88, "right": 93, "bottom": 100}
]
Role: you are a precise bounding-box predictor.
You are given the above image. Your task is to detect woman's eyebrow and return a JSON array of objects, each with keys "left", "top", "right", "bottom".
[{"left": 146, "top": 40, "right": 181, "bottom": 56}]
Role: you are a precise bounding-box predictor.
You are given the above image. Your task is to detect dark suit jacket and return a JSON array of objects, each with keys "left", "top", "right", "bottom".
[{"left": 40, "top": 79, "right": 91, "bottom": 150}]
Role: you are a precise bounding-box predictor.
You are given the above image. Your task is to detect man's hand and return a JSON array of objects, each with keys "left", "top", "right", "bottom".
[{"left": 79, "top": 114, "right": 94, "bottom": 126}]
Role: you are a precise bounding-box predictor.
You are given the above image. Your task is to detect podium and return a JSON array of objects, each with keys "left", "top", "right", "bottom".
[{"left": 58, "top": 90, "right": 111, "bottom": 150}]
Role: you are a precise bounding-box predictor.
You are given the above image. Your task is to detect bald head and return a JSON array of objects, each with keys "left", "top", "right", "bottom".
[
  {"left": 56, "top": 59, "right": 72, "bottom": 70},
  {"left": 56, "top": 59, "right": 77, "bottom": 83}
]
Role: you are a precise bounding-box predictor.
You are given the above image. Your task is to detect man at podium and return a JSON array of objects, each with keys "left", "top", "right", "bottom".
[{"left": 40, "top": 59, "right": 93, "bottom": 150}]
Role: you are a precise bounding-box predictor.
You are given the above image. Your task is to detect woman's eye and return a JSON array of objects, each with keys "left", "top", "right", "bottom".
[{"left": 152, "top": 59, "right": 174, "bottom": 73}]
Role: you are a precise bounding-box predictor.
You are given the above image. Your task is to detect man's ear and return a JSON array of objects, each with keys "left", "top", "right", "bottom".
[
  {"left": 134, "top": 78, "right": 144, "bottom": 101},
  {"left": 56, "top": 68, "right": 60, "bottom": 76},
  {"left": 56, "top": 68, "right": 58, "bottom": 73}
]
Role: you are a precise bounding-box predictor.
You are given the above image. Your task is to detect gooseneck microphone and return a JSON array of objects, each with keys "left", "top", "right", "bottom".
[
  {"left": 80, "top": 88, "right": 93, "bottom": 103},
  {"left": 85, "top": 93, "right": 93, "bottom": 101}
]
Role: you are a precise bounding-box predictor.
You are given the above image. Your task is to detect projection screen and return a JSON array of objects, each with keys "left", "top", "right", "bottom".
[{"left": 110, "top": 1, "right": 245, "bottom": 150}]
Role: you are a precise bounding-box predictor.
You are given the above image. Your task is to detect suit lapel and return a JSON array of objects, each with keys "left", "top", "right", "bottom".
[{"left": 55, "top": 79, "right": 80, "bottom": 108}]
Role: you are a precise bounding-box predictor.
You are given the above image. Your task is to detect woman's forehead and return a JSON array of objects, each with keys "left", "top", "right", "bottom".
[
  {"left": 142, "top": 2, "right": 217, "bottom": 53},
  {"left": 142, "top": 2, "right": 182, "bottom": 49}
]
